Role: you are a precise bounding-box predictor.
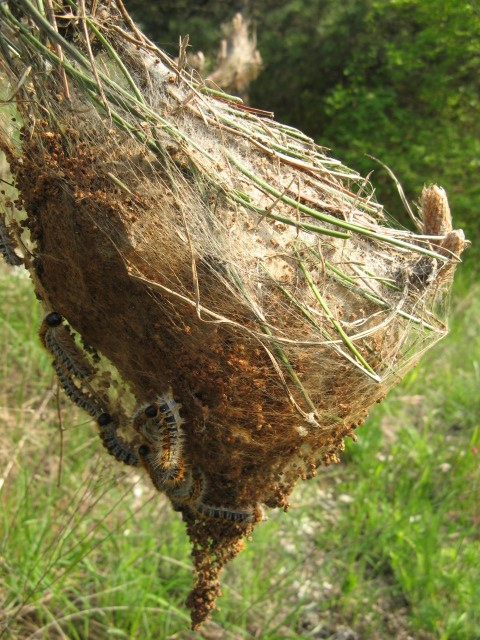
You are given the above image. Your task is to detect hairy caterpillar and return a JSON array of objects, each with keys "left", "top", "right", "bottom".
[
  {"left": 53, "top": 362, "right": 103, "bottom": 418},
  {"left": 39, "top": 311, "right": 63, "bottom": 332},
  {"left": 157, "top": 390, "right": 184, "bottom": 430},
  {"left": 138, "top": 443, "right": 187, "bottom": 491},
  {"left": 137, "top": 444, "right": 166, "bottom": 491},
  {"left": 160, "top": 458, "right": 188, "bottom": 485},
  {"left": 154, "top": 390, "right": 185, "bottom": 470},
  {"left": 0, "top": 213, "right": 23, "bottom": 266},
  {"left": 195, "top": 503, "right": 264, "bottom": 524},
  {"left": 97, "top": 413, "right": 139, "bottom": 466},
  {"left": 133, "top": 390, "right": 185, "bottom": 471},
  {"left": 133, "top": 404, "right": 161, "bottom": 443},
  {"left": 40, "top": 312, "right": 94, "bottom": 379},
  {"left": 166, "top": 468, "right": 206, "bottom": 507}
]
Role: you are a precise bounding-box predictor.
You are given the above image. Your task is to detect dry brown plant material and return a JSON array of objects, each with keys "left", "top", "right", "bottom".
[{"left": 206, "top": 13, "right": 262, "bottom": 102}]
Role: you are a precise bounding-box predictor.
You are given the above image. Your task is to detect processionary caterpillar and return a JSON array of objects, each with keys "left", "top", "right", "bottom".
[
  {"left": 53, "top": 362, "right": 103, "bottom": 419},
  {"left": 133, "top": 405, "right": 161, "bottom": 444},
  {"left": 53, "top": 361, "right": 138, "bottom": 465},
  {"left": 157, "top": 390, "right": 184, "bottom": 430},
  {"left": 138, "top": 443, "right": 187, "bottom": 491},
  {"left": 166, "top": 468, "right": 206, "bottom": 507},
  {"left": 194, "top": 503, "right": 264, "bottom": 524},
  {"left": 133, "top": 390, "right": 185, "bottom": 471},
  {"left": 0, "top": 213, "right": 23, "bottom": 266},
  {"left": 137, "top": 440, "right": 260, "bottom": 520},
  {"left": 40, "top": 312, "right": 94, "bottom": 379},
  {"left": 97, "top": 413, "right": 139, "bottom": 466}
]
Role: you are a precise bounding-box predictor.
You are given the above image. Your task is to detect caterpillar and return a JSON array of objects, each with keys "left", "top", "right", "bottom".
[
  {"left": 138, "top": 443, "right": 187, "bottom": 491},
  {"left": 53, "top": 364, "right": 138, "bottom": 466},
  {"left": 160, "top": 458, "right": 188, "bottom": 485},
  {"left": 97, "top": 413, "right": 139, "bottom": 466},
  {"left": 133, "top": 390, "right": 185, "bottom": 471},
  {"left": 40, "top": 312, "right": 94, "bottom": 379},
  {"left": 166, "top": 468, "right": 206, "bottom": 507},
  {"left": 194, "top": 503, "right": 264, "bottom": 524},
  {"left": 39, "top": 311, "right": 63, "bottom": 335},
  {"left": 157, "top": 390, "right": 184, "bottom": 431},
  {"left": 0, "top": 213, "right": 23, "bottom": 266},
  {"left": 132, "top": 404, "right": 161, "bottom": 443},
  {"left": 53, "top": 362, "right": 103, "bottom": 419},
  {"left": 155, "top": 390, "right": 185, "bottom": 470},
  {"left": 138, "top": 444, "right": 166, "bottom": 491}
]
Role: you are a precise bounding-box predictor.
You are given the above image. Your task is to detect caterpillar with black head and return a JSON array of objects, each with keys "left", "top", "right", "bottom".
[
  {"left": 97, "top": 413, "right": 139, "bottom": 466},
  {"left": 0, "top": 213, "right": 23, "bottom": 266},
  {"left": 133, "top": 390, "right": 185, "bottom": 471},
  {"left": 40, "top": 312, "right": 94, "bottom": 379},
  {"left": 52, "top": 363, "right": 138, "bottom": 466}
]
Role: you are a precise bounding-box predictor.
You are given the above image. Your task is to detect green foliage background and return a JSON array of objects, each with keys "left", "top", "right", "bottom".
[{"left": 125, "top": 0, "right": 479, "bottom": 258}]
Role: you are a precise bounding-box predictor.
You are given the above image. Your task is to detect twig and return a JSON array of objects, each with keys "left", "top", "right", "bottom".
[
  {"left": 229, "top": 154, "right": 449, "bottom": 261},
  {"left": 44, "top": 0, "right": 70, "bottom": 99},
  {"left": 367, "top": 154, "right": 422, "bottom": 230},
  {"left": 79, "top": 0, "right": 111, "bottom": 121},
  {"left": 55, "top": 383, "right": 65, "bottom": 488}
]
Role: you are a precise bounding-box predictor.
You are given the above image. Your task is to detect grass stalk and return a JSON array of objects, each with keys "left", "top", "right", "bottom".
[
  {"left": 5, "top": 1, "right": 216, "bottom": 159},
  {"left": 265, "top": 269, "right": 383, "bottom": 382},
  {"left": 323, "top": 259, "right": 436, "bottom": 331},
  {"left": 0, "top": 3, "right": 222, "bottom": 168},
  {"left": 295, "top": 250, "right": 379, "bottom": 378},
  {"left": 260, "top": 322, "right": 318, "bottom": 415},
  {"left": 83, "top": 17, "right": 146, "bottom": 105},
  {"left": 229, "top": 190, "right": 351, "bottom": 239},
  {"left": 352, "top": 264, "right": 401, "bottom": 291},
  {"left": 194, "top": 84, "right": 244, "bottom": 103},
  {"left": 228, "top": 154, "right": 449, "bottom": 260}
]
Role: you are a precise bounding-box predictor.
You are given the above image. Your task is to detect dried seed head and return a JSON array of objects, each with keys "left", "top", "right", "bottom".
[
  {"left": 420, "top": 185, "right": 452, "bottom": 237},
  {"left": 439, "top": 229, "right": 466, "bottom": 259},
  {"left": 435, "top": 229, "right": 467, "bottom": 284}
]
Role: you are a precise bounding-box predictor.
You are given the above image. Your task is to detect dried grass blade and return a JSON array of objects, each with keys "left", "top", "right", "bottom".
[
  {"left": 229, "top": 154, "right": 448, "bottom": 260},
  {"left": 295, "top": 250, "right": 379, "bottom": 379}
]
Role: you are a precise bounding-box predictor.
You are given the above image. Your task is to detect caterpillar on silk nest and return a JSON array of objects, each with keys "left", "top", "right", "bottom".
[{"left": 39, "top": 312, "right": 262, "bottom": 526}]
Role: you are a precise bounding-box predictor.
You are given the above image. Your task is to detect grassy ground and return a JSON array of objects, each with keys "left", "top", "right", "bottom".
[{"left": 0, "top": 262, "right": 478, "bottom": 640}]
